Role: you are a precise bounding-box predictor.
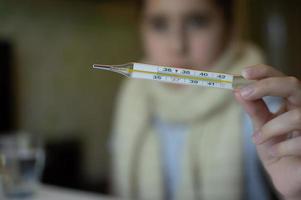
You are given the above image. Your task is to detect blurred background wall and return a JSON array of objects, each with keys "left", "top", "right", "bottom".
[
  {"left": 248, "top": 0, "right": 301, "bottom": 76},
  {"left": 0, "top": 0, "right": 141, "bottom": 193},
  {"left": 0, "top": 0, "right": 300, "bottom": 194}
]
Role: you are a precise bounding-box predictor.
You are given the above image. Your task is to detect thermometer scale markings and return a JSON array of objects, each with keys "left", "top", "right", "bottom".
[
  {"left": 92, "top": 62, "right": 248, "bottom": 90},
  {"left": 130, "top": 63, "right": 234, "bottom": 89},
  {"left": 128, "top": 69, "right": 233, "bottom": 84}
]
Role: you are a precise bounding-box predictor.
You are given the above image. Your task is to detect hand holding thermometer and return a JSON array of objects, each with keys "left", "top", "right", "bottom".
[{"left": 93, "top": 62, "right": 252, "bottom": 90}]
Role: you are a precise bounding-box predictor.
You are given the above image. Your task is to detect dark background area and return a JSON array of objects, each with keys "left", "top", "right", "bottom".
[{"left": 0, "top": 40, "right": 17, "bottom": 132}]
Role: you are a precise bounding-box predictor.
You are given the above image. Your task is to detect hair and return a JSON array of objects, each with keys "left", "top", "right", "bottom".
[{"left": 215, "top": 0, "right": 234, "bottom": 24}]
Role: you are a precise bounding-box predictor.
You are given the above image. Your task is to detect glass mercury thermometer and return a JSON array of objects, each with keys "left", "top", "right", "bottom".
[{"left": 93, "top": 62, "right": 252, "bottom": 90}]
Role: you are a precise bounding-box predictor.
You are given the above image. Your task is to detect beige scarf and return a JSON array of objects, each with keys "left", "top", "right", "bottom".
[{"left": 112, "top": 43, "right": 264, "bottom": 200}]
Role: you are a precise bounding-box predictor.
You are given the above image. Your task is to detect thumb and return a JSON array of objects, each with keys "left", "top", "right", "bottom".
[{"left": 234, "top": 91, "right": 272, "bottom": 131}]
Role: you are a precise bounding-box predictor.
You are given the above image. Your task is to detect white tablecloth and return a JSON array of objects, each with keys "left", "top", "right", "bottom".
[{"left": 33, "top": 184, "right": 116, "bottom": 200}]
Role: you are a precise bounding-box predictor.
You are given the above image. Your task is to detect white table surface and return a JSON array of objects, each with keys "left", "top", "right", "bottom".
[{"left": 32, "top": 184, "right": 116, "bottom": 200}]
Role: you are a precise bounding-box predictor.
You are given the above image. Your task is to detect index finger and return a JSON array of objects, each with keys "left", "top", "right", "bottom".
[
  {"left": 242, "top": 64, "right": 285, "bottom": 80},
  {"left": 239, "top": 76, "right": 301, "bottom": 107}
]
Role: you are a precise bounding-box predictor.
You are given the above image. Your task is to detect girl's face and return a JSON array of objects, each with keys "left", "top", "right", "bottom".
[{"left": 141, "top": 0, "right": 230, "bottom": 70}]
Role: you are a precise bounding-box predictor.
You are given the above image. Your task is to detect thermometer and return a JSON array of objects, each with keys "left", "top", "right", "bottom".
[{"left": 93, "top": 62, "right": 252, "bottom": 90}]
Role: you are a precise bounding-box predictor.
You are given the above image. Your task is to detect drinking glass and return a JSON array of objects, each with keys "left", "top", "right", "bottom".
[{"left": 0, "top": 133, "right": 45, "bottom": 199}]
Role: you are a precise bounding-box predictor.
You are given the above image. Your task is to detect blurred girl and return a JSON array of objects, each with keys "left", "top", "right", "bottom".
[{"left": 111, "top": 0, "right": 301, "bottom": 199}]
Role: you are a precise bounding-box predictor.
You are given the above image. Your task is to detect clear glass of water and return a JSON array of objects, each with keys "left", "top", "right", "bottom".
[{"left": 0, "top": 132, "right": 45, "bottom": 199}]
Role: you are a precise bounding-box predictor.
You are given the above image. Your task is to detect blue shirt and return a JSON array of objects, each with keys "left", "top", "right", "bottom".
[{"left": 155, "top": 119, "right": 188, "bottom": 200}]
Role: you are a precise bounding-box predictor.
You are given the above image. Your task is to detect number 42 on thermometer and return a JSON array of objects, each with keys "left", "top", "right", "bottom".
[{"left": 93, "top": 62, "right": 252, "bottom": 90}]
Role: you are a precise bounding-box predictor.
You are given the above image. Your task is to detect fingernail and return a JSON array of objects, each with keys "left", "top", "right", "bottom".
[
  {"left": 252, "top": 132, "right": 261, "bottom": 144},
  {"left": 240, "top": 85, "right": 254, "bottom": 98},
  {"left": 242, "top": 67, "right": 252, "bottom": 79}
]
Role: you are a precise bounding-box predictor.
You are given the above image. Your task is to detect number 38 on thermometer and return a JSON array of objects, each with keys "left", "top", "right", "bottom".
[{"left": 93, "top": 62, "right": 251, "bottom": 90}]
